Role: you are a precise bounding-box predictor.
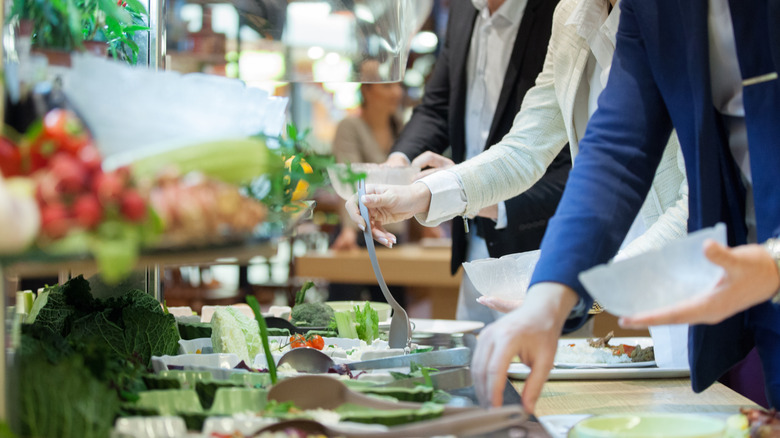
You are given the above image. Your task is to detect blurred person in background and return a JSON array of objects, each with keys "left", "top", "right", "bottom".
[
  {"left": 383, "top": 0, "right": 570, "bottom": 325},
  {"left": 328, "top": 63, "right": 408, "bottom": 305},
  {"left": 330, "top": 65, "right": 405, "bottom": 251}
]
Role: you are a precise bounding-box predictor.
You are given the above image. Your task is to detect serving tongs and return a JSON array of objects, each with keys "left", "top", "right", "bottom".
[{"left": 357, "top": 179, "right": 412, "bottom": 350}]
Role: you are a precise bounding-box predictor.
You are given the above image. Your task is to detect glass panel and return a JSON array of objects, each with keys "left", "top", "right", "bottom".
[{"left": 166, "top": 0, "right": 432, "bottom": 82}]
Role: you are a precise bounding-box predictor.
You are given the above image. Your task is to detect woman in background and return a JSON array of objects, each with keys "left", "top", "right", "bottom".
[{"left": 330, "top": 78, "right": 405, "bottom": 250}]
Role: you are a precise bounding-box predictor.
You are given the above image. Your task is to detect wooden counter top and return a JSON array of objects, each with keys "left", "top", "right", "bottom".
[
  {"left": 294, "top": 245, "right": 461, "bottom": 288},
  {"left": 517, "top": 378, "right": 758, "bottom": 417},
  {"left": 294, "top": 245, "right": 462, "bottom": 318}
]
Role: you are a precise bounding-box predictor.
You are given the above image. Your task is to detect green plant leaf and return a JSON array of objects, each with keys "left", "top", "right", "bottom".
[{"left": 122, "top": 0, "right": 147, "bottom": 14}]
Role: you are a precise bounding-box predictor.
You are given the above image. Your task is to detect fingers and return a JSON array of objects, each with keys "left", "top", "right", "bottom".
[
  {"left": 703, "top": 239, "right": 735, "bottom": 269},
  {"left": 345, "top": 196, "right": 366, "bottom": 231},
  {"left": 411, "top": 151, "right": 455, "bottom": 170},
  {"left": 487, "top": 351, "right": 513, "bottom": 408},
  {"left": 477, "top": 296, "right": 522, "bottom": 314},
  {"left": 371, "top": 225, "right": 397, "bottom": 248},
  {"left": 618, "top": 294, "right": 714, "bottom": 328},
  {"left": 471, "top": 326, "right": 493, "bottom": 406},
  {"left": 521, "top": 358, "right": 552, "bottom": 414}
]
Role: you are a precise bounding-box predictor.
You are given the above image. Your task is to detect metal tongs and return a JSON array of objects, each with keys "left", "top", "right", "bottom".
[{"left": 357, "top": 179, "right": 412, "bottom": 350}]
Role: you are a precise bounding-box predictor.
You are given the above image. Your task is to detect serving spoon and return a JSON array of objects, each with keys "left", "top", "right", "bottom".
[
  {"left": 262, "top": 375, "right": 527, "bottom": 437},
  {"left": 357, "top": 179, "right": 412, "bottom": 350}
]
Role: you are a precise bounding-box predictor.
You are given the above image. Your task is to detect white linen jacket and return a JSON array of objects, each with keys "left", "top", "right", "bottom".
[{"left": 437, "top": 0, "right": 689, "bottom": 258}]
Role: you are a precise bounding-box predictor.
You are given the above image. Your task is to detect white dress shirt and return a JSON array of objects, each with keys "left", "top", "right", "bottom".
[
  {"left": 708, "top": 0, "right": 756, "bottom": 243},
  {"left": 420, "top": 0, "right": 630, "bottom": 233},
  {"left": 463, "top": 0, "right": 527, "bottom": 262}
]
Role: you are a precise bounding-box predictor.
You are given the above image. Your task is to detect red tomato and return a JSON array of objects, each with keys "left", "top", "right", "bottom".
[
  {"left": 289, "top": 334, "right": 307, "bottom": 349},
  {"left": 43, "top": 109, "right": 88, "bottom": 155},
  {"left": 0, "top": 137, "right": 22, "bottom": 177},
  {"left": 621, "top": 344, "right": 636, "bottom": 356},
  {"left": 307, "top": 334, "right": 324, "bottom": 350}
]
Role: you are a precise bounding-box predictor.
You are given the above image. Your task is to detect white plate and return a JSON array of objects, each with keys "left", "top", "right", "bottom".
[
  {"left": 553, "top": 337, "right": 655, "bottom": 368},
  {"left": 151, "top": 353, "right": 241, "bottom": 373},
  {"left": 410, "top": 318, "right": 485, "bottom": 334}
]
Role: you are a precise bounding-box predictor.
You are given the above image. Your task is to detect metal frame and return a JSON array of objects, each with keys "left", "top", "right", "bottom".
[{"left": 147, "top": 0, "right": 166, "bottom": 69}]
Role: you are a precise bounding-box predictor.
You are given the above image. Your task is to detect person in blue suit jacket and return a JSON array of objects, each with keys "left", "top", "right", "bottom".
[{"left": 471, "top": 0, "right": 780, "bottom": 413}]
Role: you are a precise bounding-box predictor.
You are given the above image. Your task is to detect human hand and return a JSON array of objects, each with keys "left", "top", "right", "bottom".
[
  {"left": 411, "top": 151, "right": 455, "bottom": 179},
  {"left": 345, "top": 183, "right": 432, "bottom": 248},
  {"left": 620, "top": 239, "right": 780, "bottom": 328},
  {"left": 476, "top": 295, "right": 523, "bottom": 313},
  {"left": 383, "top": 153, "right": 411, "bottom": 168},
  {"left": 330, "top": 227, "right": 359, "bottom": 251},
  {"left": 471, "top": 282, "right": 580, "bottom": 413},
  {"left": 477, "top": 204, "right": 499, "bottom": 220}
]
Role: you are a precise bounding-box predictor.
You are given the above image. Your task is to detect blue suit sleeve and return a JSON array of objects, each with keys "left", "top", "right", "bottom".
[{"left": 529, "top": 0, "right": 675, "bottom": 332}]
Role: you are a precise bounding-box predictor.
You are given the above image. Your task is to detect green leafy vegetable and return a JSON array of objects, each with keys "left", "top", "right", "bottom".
[
  {"left": 17, "top": 354, "right": 120, "bottom": 438},
  {"left": 195, "top": 381, "right": 240, "bottom": 410},
  {"left": 355, "top": 302, "right": 379, "bottom": 343},
  {"left": 294, "top": 281, "right": 315, "bottom": 306},
  {"left": 334, "top": 311, "right": 358, "bottom": 339},
  {"left": 246, "top": 296, "right": 277, "bottom": 384}
]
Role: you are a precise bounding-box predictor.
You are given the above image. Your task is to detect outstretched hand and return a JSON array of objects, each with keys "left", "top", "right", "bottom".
[
  {"left": 345, "top": 182, "right": 432, "bottom": 248},
  {"left": 620, "top": 239, "right": 780, "bottom": 328},
  {"left": 471, "top": 283, "right": 579, "bottom": 413}
]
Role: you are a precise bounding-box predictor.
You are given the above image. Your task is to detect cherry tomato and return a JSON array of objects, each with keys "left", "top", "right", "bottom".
[
  {"left": 306, "top": 334, "right": 324, "bottom": 350},
  {"left": 289, "top": 334, "right": 307, "bottom": 349},
  {"left": 0, "top": 137, "right": 22, "bottom": 177}
]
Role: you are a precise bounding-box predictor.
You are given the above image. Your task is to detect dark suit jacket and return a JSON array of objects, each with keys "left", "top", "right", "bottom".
[
  {"left": 393, "top": 0, "right": 570, "bottom": 275},
  {"left": 531, "top": 0, "right": 780, "bottom": 404}
]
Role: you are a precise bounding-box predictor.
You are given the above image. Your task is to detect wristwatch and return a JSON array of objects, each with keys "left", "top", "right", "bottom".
[{"left": 762, "top": 238, "right": 780, "bottom": 304}]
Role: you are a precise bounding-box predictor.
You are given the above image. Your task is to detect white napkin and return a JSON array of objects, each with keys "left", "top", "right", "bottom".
[
  {"left": 579, "top": 223, "right": 727, "bottom": 317},
  {"left": 462, "top": 250, "right": 540, "bottom": 301}
]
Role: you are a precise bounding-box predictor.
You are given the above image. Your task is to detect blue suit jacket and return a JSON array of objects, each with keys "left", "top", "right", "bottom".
[{"left": 531, "top": 0, "right": 780, "bottom": 397}]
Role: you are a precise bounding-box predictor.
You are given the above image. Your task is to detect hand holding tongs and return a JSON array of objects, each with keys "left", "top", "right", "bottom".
[{"left": 357, "top": 179, "right": 412, "bottom": 350}]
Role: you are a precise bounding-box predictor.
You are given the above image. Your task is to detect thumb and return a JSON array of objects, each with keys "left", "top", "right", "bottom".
[
  {"left": 477, "top": 296, "right": 522, "bottom": 314},
  {"left": 703, "top": 239, "right": 735, "bottom": 270}
]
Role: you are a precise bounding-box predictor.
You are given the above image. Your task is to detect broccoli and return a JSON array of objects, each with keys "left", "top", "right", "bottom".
[{"left": 290, "top": 302, "right": 334, "bottom": 327}]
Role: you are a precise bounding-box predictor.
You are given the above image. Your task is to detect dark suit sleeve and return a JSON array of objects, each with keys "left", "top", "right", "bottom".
[
  {"left": 391, "top": 14, "right": 456, "bottom": 160},
  {"left": 529, "top": 0, "right": 674, "bottom": 331}
]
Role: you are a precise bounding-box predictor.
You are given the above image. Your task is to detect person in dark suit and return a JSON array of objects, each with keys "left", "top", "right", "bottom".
[
  {"left": 472, "top": 0, "right": 780, "bottom": 412},
  {"left": 385, "top": 0, "right": 570, "bottom": 323}
]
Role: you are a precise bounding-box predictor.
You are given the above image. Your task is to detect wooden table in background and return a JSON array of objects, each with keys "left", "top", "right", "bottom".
[
  {"left": 522, "top": 378, "right": 758, "bottom": 417},
  {"left": 294, "top": 244, "right": 462, "bottom": 319}
]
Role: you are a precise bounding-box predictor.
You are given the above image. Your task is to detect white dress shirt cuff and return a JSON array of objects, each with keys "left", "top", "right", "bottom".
[
  {"left": 495, "top": 201, "right": 508, "bottom": 229},
  {"left": 414, "top": 170, "right": 467, "bottom": 227}
]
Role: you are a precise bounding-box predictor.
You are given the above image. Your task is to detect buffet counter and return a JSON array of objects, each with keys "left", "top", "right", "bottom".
[
  {"left": 527, "top": 378, "right": 757, "bottom": 416},
  {"left": 295, "top": 244, "right": 462, "bottom": 318}
]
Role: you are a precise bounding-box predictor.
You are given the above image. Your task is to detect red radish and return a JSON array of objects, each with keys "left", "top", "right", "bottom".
[
  {"left": 78, "top": 144, "right": 103, "bottom": 173},
  {"left": 49, "top": 153, "right": 87, "bottom": 193},
  {"left": 73, "top": 194, "right": 103, "bottom": 229},
  {"left": 120, "top": 189, "right": 147, "bottom": 222},
  {"left": 93, "top": 171, "right": 124, "bottom": 204},
  {"left": 40, "top": 203, "right": 70, "bottom": 238}
]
